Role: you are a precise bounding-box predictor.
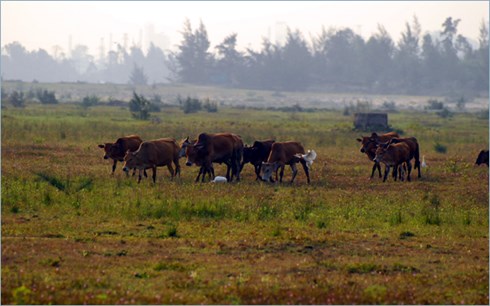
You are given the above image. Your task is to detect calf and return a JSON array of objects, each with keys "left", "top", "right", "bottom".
[
  {"left": 356, "top": 132, "right": 399, "bottom": 179},
  {"left": 475, "top": 150, "right": 489, "bottom": 166},
  {"left": 261, "top": 141, "right": 316, "bottom": 184},
  {"left": 373, "top": 142, "right": 412, "bottom": 182},
  {"left": 122, "top": 138, "right": 181, "bottom": 183},
  {"left": 98, "top": 135, "right": 143, "bottom": 174},
  {"left": 179, "top": 137, "right": 222, "bottom": 182},
  {"left": 386, "top": 137, "right": 421, "bottom": 178},
  {"left": 240, "top": 140, "right": 275, "bottom": 180}
]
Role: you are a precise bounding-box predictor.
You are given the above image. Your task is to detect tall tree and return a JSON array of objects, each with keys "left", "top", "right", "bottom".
[
  {"left": 172, "top": 19, "right": 213, "bottom": 84},
  {"left": 280, "top": 28, "right": 313, "bottom": 91},
  {"left": 363, "top": 24, "right": 395, "bottom": 92},
  {"left": 214, "top": 33, "right": 243, "bottom": 86}
]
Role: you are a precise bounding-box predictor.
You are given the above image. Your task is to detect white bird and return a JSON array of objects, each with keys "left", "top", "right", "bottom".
[
  {"left": 211, "top": 176, "right": 228, "bottom": 183},
  {"left": 295, "top": 150, "right": 317, "bottom": 168},
  {"left": 421, "top": 155, "right": 427, "bottom": 168}
]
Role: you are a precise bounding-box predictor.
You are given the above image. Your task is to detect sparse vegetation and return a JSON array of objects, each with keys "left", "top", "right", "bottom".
[{"left": 1, "top": 87, "right": 488, "bottom": 305}]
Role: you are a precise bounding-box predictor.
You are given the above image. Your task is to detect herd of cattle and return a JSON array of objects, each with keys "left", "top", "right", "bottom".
[{"left": 98, "top": 132, "right": 489, "bottom": 184}]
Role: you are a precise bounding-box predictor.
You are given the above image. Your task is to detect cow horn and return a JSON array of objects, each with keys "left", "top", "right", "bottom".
[{"left": 98, "top": 144, "right": 104, "bottom": 148}]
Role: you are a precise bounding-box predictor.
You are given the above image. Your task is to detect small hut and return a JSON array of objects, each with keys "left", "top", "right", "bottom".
[{"left": 354, "top": 113, "right": 388, "bottom": 130}]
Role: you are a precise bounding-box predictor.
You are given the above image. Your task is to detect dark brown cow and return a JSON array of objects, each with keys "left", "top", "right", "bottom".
[
  {"left": 240, "top": 140, "right": 275, "bottom": 180},
  {"left": 386, "top": 137, "right": 421, "bottom": 178},
  {"left": 356, "top": 132, "right": 399, "bottom": 179},
  {"left": 260, "top": 141, "right": 316, "bottom": 184},
  {"left": 98, "top": 135, "right": 143, "bottom": 174},
  {"left": 122, "top": 138, "right": 181, "bottom": 183},
  {"left": 373, "top": 142, "right": 412, "bottom": 182},
  {"left": 186, "top": 133, "right": 244, "bottom": 182},
  {"left": 476, "top": 150, "right": 489, "bottom": 166}
]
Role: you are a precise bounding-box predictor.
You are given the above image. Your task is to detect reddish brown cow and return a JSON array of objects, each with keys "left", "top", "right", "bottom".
[
  {"left": 260, "top": 141, "right": 316, "bottom": 184},
  {"left": 122, "top": 138, "right": 181, "bottom": 183},
  {"left": 98, "top": 135, "right": 143, "bottom": 174},
  {"left": 185, "top": 133, "right": 244, "bottom": 182},
  {"left": 356, "top": 132, "right": 399, "bottom": 179},
  {"left": 373, "top": 142, "right": 412, "bottom": 182},
  {"left": 386, "top": 137, "right": 421, "bottom": 178}
]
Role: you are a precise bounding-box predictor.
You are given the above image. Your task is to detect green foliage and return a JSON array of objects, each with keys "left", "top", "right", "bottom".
[
  {"left": 437, "top": 108, "right": 453, "bottom": 118},
  {"left": 9, "top": 90, "right": 25, "bottom": 108},
  {"left": 179, "top": 95, "right": 202, "bottom": 114},
  {"left": 36, "top": 89, "right": 58, "bottom": 104},
  {"left": 129, "top": 91, "right": 151, "bottom": 120},
  {"left": 81, "top": 95, "right": 99, "bottom": 108},
  {"left": 129, "top": 64, "right": 148, "bottom": 86},
  {"left": 426, "top": 99, "right": 444, "bottom": 110}
]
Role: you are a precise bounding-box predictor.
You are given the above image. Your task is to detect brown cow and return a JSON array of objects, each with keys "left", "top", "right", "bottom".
[
  {"left": 373, "top": 142, "right": 412, "bottom": 182},
  {"left": 356, "top": 132, "right": 399, "bottom": 179},
  {"left": 98, "top": 135, "right": 143, "bottom": 174},
  {"left": 386, "top": 137, "right": 421, "bottom": 178},
  {"left": 122, "top": 138, "right": 181, "bottom": 183},
  {"left": 260, "top": 141, "right": 316, "bottom": 184},
  {"left": 184, "top": 133, "right": 243, "bottom": 182},
  {"left": 475, "top": 150, "right": 489, "bottom": 166}
]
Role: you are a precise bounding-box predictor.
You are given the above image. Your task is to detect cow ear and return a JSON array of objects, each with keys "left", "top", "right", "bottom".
[
  {"left": 98, "top": 144, "right": 105, "bottom": 148},
  {"left": 356, "top": 138, "right": 362, "bottom": 142},
  {"left": 371, "top": 132, "right": 378, "bottom": 138}
]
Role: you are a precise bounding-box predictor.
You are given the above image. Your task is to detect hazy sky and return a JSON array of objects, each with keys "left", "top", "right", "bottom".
[{"left": 2, "top": 1, "right": 488, "bottom": 58}]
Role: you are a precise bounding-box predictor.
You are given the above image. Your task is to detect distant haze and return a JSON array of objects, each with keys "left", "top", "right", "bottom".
[{"left": 2, "top": 1, "right": 488, "bottom": 57}]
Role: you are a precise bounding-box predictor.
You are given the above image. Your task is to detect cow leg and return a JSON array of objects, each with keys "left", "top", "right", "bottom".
[
  {"left": 174, "top": 159, "right": 181, "bottom": 178},
  {"left": 151, "top": 166, "right": 157, "bottom": 183},
  {"left": 167, "top": 164, "right": 175, "bottom": 179},
  {"left": 299, "top": 159, "right": 310, "bottom": 184},
  {"left": 195, "top": 167, "right": 203, "bottom": 182},
  {"left": 279, "top": 165, "right": 285, "bottom": 183},
  {"left": 112, "top": 160, "right": 117, "bottom": 175},
  {"left": 137, "top": 170, "right": 142, "bottom": 184},
  {"left": 406, "top": 161, "right": 412, "bottom": 182},
  {"left": 290, "top": 163, "right": 298, "bottom": 183},
  {"left": 225, "top": 162, "right": 232, "bottom": 182},
  {"left": 370, "top": 162, "right": 377, "bottom": 179},
  {"left": 254, "top": 164, "right": 261, "bottom": 180},
  {"left": 377, "top": 163, "right": 382, "bottom": 178},
  {"left": 383, "top": 166, "right": 390, "bottom": 182}
]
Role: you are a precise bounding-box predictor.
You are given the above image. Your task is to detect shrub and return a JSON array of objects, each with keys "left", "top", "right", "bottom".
[
  {"left": 179, "top": 96, "right": 202, "bottom": 114},
  {"left": 81, "top": 95, "right": 100, "bottom": 108},
  {"left": 9, "top": 90, "right": 25, "bottom": 108},
  {"left": 36, "top": 89, "right": 58, "bottom": 104},
  {"left": 434, "top": 142, "right": 447, "bottom": 154},
  {"left": 203, "top": 98, "right": 218, "bottom": 113},
  {"left": 437, "top": 108, "right": 453, "bottom": 118},
  {"left": 426, "top": 99, "right": 444, "bottom": 110},
  {"left": 129, "top": 91, "right": 151, "bottom": 120}
]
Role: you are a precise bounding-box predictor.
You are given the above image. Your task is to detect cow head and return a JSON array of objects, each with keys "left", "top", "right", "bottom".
[
  {"left": 373, "top": 144, "right": 389, "bottom": 163},
  {"left": 122, "top": 150, "right": 142, "bottom": 172},
  {"left": 357, "top": 135, "right": 378, "bottom": 154},
  {"left": 179, "top": 137, "right": 191, "bottom": 158},
  {"left": 261, "top": 161, "right": 280, "bottom": 182},
  {"left": 99, "top": 142, "right": 125, "bottom": 160}
]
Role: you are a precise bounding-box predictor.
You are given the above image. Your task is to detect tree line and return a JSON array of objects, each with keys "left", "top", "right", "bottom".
[{"left": 1, "top": 16, "right": 488, "bottom": 96}]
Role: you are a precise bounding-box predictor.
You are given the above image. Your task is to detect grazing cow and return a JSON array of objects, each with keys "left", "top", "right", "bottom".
[
  {"left": 98, "top": 135, "right": 143, "bottom": 174},
  {"left": 356, "top": 132, "right": 399, "bottom": 179},
  {"left": 475, "top": 150, "right": 489, "bottom": 166},
  {"left": 179, "top": 137, "right": 220, "bottom": 182},
  {"left": 122, "top": 138, "right": 181, "bottom": 183},
  {"left": 386, "top": 137, "right": 421, "bottom": 178},
  {"left": 181, "top": 133, "right": 244, "bottom": 182},
  {"left": 261, "top": 141, "right": 316, "bottom": 184},
  {"left": 240, "top": 140, "right": 275, "bottom": 180},
  {"left": 373, "top": 142, "right": 412, "bottom": 182}
]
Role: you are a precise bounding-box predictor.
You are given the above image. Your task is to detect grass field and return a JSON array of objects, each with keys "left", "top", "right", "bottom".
[{"left": 1, "top": 96, "right": 489, "bottom": 304}]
